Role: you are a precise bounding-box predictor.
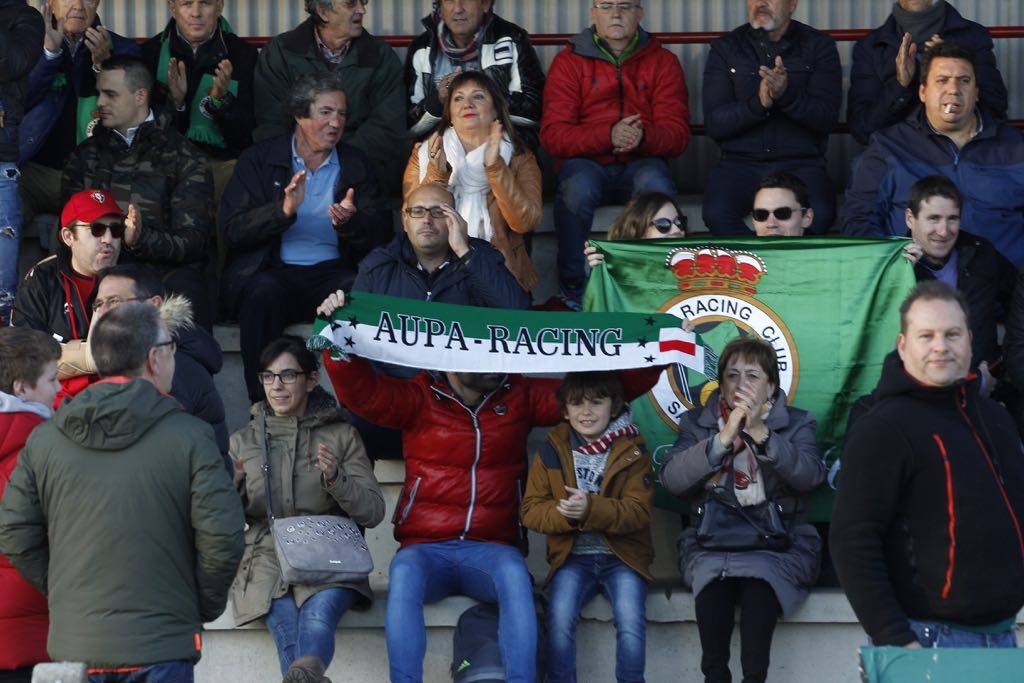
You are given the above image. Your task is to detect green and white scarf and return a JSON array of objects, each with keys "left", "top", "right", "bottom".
[
  {"left": 309, "top": 292, "right": 709, "bottom": 375},
  {"left": 156, "top": 17, "right": 238, "bottom": 148}
]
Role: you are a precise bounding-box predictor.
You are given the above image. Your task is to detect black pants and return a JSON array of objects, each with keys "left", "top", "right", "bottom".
[
  {"left": 237, "top": 259, "right": 355, "bottom": 401},
  {"left": 694, "top": 577, "right": 782, "bottom": 683},
  {"left": 0, "top": 668, "right": 33, "bottom": 683}
]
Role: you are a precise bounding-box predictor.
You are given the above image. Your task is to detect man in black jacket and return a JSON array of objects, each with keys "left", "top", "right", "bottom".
[
  {"left": 220, "top": 71, "right": 389, "bottom": 401},
  {"left": 93, "top": 263, "right": 230, "bottom": 467},
  {"left": 701, "top": 0, "right": 841, "bottom": 235},
  {"left": 405, "top": 0, "right": 544, "bottom": 147},
  {"left": 900, "top": 175, "right": 1015, "bottom": 375},
  {"left": 832, "top": 281, "right": 1024, "bottom": 648},
  {"left": 846, "top": 0, "right": 1007, "bottom": 146},
  {"left": 0, "top": 0, "right": 43, "bottom": 324}
]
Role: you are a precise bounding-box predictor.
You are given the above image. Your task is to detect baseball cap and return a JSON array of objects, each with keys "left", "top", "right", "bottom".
[{"left": 61, "top": 190, "right": 124, "bottom": 228}]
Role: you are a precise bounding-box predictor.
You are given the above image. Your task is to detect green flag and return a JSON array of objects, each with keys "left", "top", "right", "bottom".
[{"left": 584, "top": 236, "right": 917, "bottom": 520}]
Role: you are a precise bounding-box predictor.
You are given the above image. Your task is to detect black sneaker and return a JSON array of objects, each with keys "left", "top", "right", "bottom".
[{"left": 283, "top": 656, "right": 331, "bottom": 683}]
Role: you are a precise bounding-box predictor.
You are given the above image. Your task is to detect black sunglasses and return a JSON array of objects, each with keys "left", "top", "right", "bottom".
[
  {"left": 76, "top": 221, "right": 126, "bottom": 239},
  {"left": 650, "top": 216, "right": 687, "bottom": 234},
  {"left": 751, "top": 207, "right": 807, "bottom": 222}
]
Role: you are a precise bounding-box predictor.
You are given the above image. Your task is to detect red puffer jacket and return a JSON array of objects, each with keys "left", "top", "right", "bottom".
[
  {"left": 325, "top": 355, "right": 661, "bottom": 548},
  {"left": 0, "top": 406, "right": 50, "bottom": 670},
  {"left": 540, "top": 27, "right": 691, "bottom": 166}
]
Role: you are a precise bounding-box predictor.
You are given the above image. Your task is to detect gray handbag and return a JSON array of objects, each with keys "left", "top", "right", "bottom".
[{"left": 261, "top": 414, "right": 373, "bottom": 585}]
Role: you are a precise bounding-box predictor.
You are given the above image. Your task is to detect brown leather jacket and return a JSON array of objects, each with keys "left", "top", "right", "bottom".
[
  {"left": 522, "top": 421, "right": 655, "bottom": 582},
  {"left": 403, "top": 142, "right": 541, "bottom": 292}
]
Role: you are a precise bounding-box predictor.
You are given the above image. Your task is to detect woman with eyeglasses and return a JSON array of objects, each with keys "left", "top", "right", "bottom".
[
  {"left": 403, "top": 69, "right": 542, "bottom": 292},
  {"left": 229, "top": 336, "right": 385, "bottom": 683},
  {"left": 584, "top": 192, "right": 688, "bottom": 268}
]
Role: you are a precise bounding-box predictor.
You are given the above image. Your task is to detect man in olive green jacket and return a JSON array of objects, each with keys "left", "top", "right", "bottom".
[
  {"left": 0, "top": 303, "right": 244, "bottom": 677},
  {"left": 253, "top": 2, "right": 406, "bottom": 187}
]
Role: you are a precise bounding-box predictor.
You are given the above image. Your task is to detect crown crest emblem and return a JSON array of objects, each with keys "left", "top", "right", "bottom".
[
  {"left": 91, "top": 191, "right": 106, "bottom": 203},
  {"left": 665, "top": 246, "right": 767, "bottom": 296}
]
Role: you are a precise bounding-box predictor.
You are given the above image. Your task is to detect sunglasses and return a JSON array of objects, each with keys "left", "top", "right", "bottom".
[
  {"left": 650, "top": 216, "right": 687, "bottom": 234},
  {"left": 75, "top": 221, "right": 126, "bottom": 239},
  {"left": 751, "top": 207, "right": 807, "bottom": 222}
]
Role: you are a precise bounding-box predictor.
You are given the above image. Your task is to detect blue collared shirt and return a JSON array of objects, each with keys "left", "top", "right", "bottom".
[{"left": 280, "top": 137, "right": 341, "bottom": 266}]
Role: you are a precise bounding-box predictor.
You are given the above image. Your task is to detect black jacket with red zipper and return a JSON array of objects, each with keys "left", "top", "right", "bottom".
[
  {"left": 831, "top": 351, "right": 1024, "bottom": 646},
  {"left": 10, "top": 249, "right": 92, "bottom": 342}
]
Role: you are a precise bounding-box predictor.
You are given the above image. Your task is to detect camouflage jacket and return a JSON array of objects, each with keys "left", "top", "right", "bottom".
[{"left": 61, "top": 119, "right": 214, "bottom": 269}]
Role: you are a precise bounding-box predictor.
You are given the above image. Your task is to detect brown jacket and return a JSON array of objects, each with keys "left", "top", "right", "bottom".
[
  {"left": 522, "top": 422, "right": 655, "bottom": 583},
  {"left": 403, "top": 143, "right": 541, "bottom": 292},
  {"left": 229, "top": 389, "right": 385, "bottom": 626}
]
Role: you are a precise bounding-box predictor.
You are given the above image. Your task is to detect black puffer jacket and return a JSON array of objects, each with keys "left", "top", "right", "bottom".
[
  {"left": 0, "top": 0, "right": 44, "bottom": 161},
  {"left": 831, "top": 351, "right": 1024, "bottom": 646},
  {"left": 10, "top": 250, "right": 92, "bottom": 342},
  {"left": 404, "top": 11, "right": 545, "bottom": 146}
]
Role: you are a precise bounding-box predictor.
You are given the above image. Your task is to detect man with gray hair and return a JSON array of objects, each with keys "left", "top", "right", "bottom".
[
  {"left": 221, "top": 71, "right": 387, "bottom": 401},
  {"left": 254, "top": 0, "right": 405, "bottom": 187},
  {"left": 0, "top": 302, "right": 245, "bottom": 682}
]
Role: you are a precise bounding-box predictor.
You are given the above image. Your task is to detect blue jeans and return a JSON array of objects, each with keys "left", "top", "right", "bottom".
[
  {"left": 553, "top": 157, "right": 677, "bottom": 300},
  {"left": 0, "top": 161, "right": 21, "bottom": 325},
  {"left": 386, "top": 540, "right": 537, "bottom": 683},
  {"left": 546, "top": 554, "right": 647, "bottom": 683},
  {"left": 909, "top": 619, "right": 1018, "bottom": 648},
  {"left": 264, "top": 587, "right": 359, "bottom": 675},
  {"left": 88, "top": 661, "right": 193, "bottom": 683}
]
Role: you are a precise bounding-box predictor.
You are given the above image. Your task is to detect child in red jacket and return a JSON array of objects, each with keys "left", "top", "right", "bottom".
[{"left": 0, "top": 327, "right": 61, "bottom": 682}]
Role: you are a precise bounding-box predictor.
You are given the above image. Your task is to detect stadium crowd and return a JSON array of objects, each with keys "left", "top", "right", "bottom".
[{"left": 1, "top": 1, "right": 1024, "bottom": 682}]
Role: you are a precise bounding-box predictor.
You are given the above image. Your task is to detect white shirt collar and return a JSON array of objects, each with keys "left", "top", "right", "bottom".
[{"left": 114, "top": 110, "right": 156, "bottom": 148}]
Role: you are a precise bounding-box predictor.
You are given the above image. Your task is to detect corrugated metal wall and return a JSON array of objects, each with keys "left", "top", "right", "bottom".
[{"left": 99, "top": 0, "right": 1023, "bottom": 191}]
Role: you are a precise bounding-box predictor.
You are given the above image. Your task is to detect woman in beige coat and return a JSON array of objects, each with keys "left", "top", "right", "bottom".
[
  {"left": 230, "top": 336, "right": 384, "bottom": 681},
  {"left": 403, "top": 70, "right": 542, "bottom": 293}
]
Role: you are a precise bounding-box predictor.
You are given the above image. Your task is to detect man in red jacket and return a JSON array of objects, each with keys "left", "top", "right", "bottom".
[
  {"left": 316, "top": 291, "right": 664, "bottom": 683},
  {"left": 541, "top": 1, "right": 690, "bottom": 308},
  {"left": 0, "top": 327, "right": 61, "bottom": 683}
]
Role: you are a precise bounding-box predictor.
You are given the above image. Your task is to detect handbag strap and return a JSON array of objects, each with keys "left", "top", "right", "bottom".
[
  {"left": 708, "top": 485, "right": 782, "bottom": 537},
  {"left": 261, "top": 411, "right": 277, "bottom": 524}
]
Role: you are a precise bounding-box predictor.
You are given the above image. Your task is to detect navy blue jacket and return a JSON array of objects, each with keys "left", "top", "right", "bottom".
[
  {"left": 173, "top": 323, "right": 229, "bottom": 461},
  {"left": 841, "top": 107, "right": 1024, "bottom": 265},
  {"left": 18, "top": 15, "right": 138, "bottom": 166},
  {"left": 219, "top": 134, "right": 390, "bottom": 317},
  {"left": 353, "top": 232, "right": 531, "bottom": 311},
  {"left": 702, "top": 20, "right": 841, "bottom": 162},
  {"left": 0, "top": 0, "right": 43, "bottom": 162},
  {"left": 847, "top": 6, "right": 1008, "bottom": 146}
]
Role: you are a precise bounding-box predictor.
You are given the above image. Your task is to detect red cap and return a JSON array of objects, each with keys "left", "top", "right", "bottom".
[{"left": 61, "top": 190, "right": 124, "bottom": 228}]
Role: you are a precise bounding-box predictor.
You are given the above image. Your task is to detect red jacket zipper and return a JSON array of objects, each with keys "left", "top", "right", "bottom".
[
  {"left": 956, "top": 388, "right": 1024, "bottom": 567},
  {"left": 931, "top": 434, "right": 956, "bottom": 600}
]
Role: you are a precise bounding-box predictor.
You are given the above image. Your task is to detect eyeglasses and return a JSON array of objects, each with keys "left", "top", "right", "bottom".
[
  {"left": 92, "top": 295, "right": 144, "bottom": 312},
  {"left": 75, "top": 221, "right": 125, "bottom": 239},
  {"left": 650, "top": 216, "right": 687, "bottom": 234},
  {"left": 593, "top": 2, "right": 642, "bottom": 10},
  {"left": 258, "top": 370, "right": 306, "bottom": 385},
  {"left": 751, "top": 207, "right": 807, "bottom": 222},
  {"left": 152, "top": 339, "right": 176, "bottom": 354},
  {"left": 404, "top": 206, "right": 447, "bottom": 219}
]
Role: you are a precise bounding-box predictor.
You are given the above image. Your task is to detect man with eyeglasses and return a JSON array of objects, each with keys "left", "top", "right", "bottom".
[
  {"left": 405, "top": 0, "right": 545, "bottom": 148},
  {"left": 91, "top": 263, "right": 230, "bottom": 469},
  {"left": 254, "top": 0, "right": 405, "bottom": 189},
  {"left": 341, "top": 182, "right": 529, "bottom": 461},
  {"left": 750, "top": 171, "right": 813, "bottom": 237},
  {"left": 541, "top": 0, "right": 690, "bottom": 309},
  {"left": 11, "top": 188, "right": 124, "bottom": 402},
  {"left": 702, "top": 0, "right": 841, "bottom": 236},
  {"left": 0, "top": 301, "right": 244, "bottom": 683}
]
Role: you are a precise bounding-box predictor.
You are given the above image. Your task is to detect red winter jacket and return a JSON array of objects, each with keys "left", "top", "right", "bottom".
[
  {"left": 0, "top": 400, "right": 50, "bottom": 671},
  {"left": 325, "top": 354, "right": 661, "bottom": 548},
  {"left": 540, "top": 28, "right": 691, "bottom": 165}
]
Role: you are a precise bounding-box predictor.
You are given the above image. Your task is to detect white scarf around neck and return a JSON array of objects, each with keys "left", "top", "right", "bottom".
[{"left": 418, "top": 126, "right": 513, "bottom": 242}]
